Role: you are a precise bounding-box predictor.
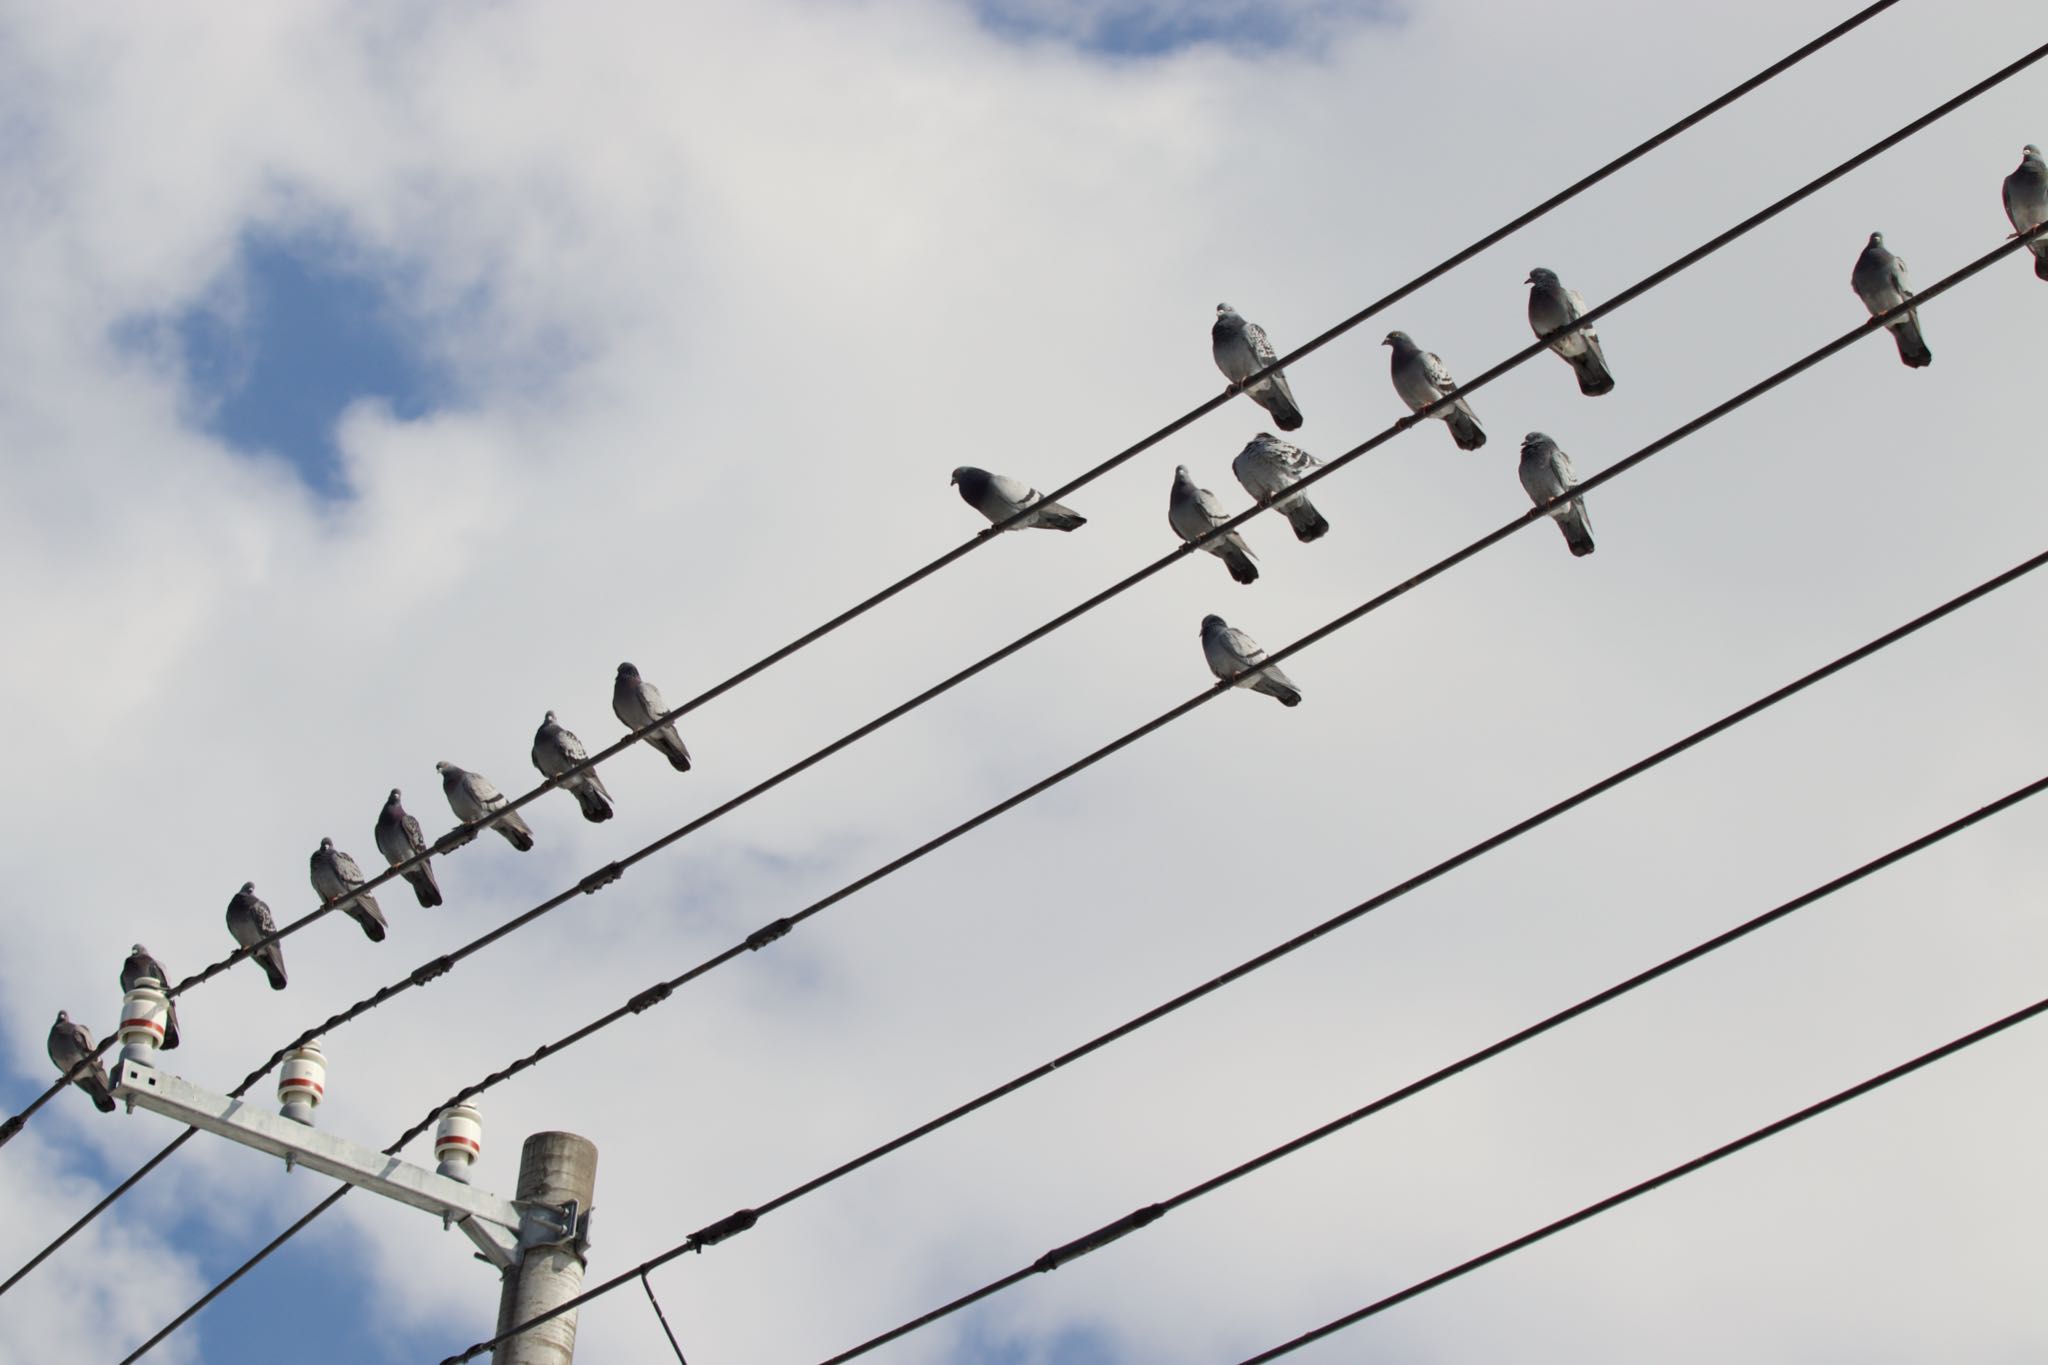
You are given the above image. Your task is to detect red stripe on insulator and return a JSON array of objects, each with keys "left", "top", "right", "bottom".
[
  {"left": 436, "top": 1135, "right": 482, "bottom": 1154},
  {"left": 121, "top": 1019, "right": 165, "bottom": 1038},
  {"left": 278, "top": 1079, "right": 325, "bottom": 1095}
]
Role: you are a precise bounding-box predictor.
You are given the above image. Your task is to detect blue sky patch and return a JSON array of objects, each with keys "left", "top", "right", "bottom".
[{"left": 972, "top": 0, "right": 1394, "bottom": 56}]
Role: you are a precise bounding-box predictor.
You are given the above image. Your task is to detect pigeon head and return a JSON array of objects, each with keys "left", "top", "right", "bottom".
[
  {"left": 55, "top": 1009, "right": 70, "bottom": 1025},
  {"left": 131, "top": 943, "right": 148, "bottom": 955},
  {"left": 240, "top": 881, "right": 256, "bottom": 894},
  {"left": 2026, "top": 144, "right": 2043, "bottom": 159},
  {"left": 949, "top": 467, "right": 964, "bottom": 485},
  {"left": 319, "top": 837, "right": 335, "bottom": 851},
  {"left": 1173, "top": 464, "right": 1195, "bottom": 485},
  {"left": 543, "top": 710, "right": 558, "bottom": 724},
  {"left": 1527, "top": 267, "right": 1558, "bottom": 287},
  {"left": 1200, "top": 614, "right": 1226, "bottom": 634},
  {"left": 1867, "top": 231, "right": 1885, "bottom": 247},
  {"left": 388, "top": 788, "right": 403, "bottom": 802},
  {"left": 1382, "top": 330, "right": 1410, "bottom": 348},
  {"left": 1215, "top": 303, "right": 1236, "bottom": 316},
  {"left": 1522, "top": 432, "right": 1552, "bottom": 450},
  {"left": 618, "top": 662, "right": 639, "bottom": 679}
]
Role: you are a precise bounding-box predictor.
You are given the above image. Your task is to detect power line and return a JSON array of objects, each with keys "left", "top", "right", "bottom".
[
  {"left": 99, "top": 220, "right": 2048, "bottom": 1355},
  {"left": 641, "top": 1271, "right": 690, "bottom": 1364},
  {"left": 1236, "top": 998, "right": 2048, "bottom": 1362},
  {"left": 476, "top": 771, "right": 2048, "bottom": 1365},
  {"left": 0, "top": 0, "right": 1907, "bottom": 1155}
]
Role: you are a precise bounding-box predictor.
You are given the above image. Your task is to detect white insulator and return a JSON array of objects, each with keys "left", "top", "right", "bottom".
[
  {"left": 277, "top": 1039, "right": 327, "bottom": 1127},
  {"left": 433, "top": 1103, "right": 484, "bottom": 1183},
  {"left": 118, "top": 983, "right": 170, "bottom": 1063}
]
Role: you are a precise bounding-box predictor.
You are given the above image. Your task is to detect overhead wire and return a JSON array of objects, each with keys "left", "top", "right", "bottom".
[{"left": 0, "top": 0, "right": 1907, "bottom": 1152}]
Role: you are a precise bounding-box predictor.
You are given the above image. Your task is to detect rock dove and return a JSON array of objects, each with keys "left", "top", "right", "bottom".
[
  {"left": 533, "top": 711, "right": 614, "bottom": 823},
  {"left": 375, "top": 789, "right": 443, "bottom": 908},
  {"left": 1200, "top": 614, "right": 1301, "bottom": 707},
  {"left": 1851, "top": 232, "right": 1931, "bottom": 368},
  {"left": 2002, "top": 144, "right": 2048, "bottom": 280},
  {"left": 1231, "top": 433, "right": 1329, "bottom": 543},
  {"left": 613, "top": 663, "right": 693, "bottom": 772},
  {"left": 226, "top": 883, "right": 288, "bottom": 990},
  {"left": 1169, "top": 465, "right": 1259, "bottom": 584},
  {"left": 120, "top": 945, "right": 180, "bottom": 1050},
  {"left": 1519, "top": 432, "right": 1596, "bottom": 558},
  {"left": 950, "top": 467, "right": 1086, "bottom": 532},
  {"left": 311, "top": 838, "right": 389, "bottom": 942},
  {"left": 437, "top": 762, "right": 535, "bottom": 851},
  {"left": 1385, "top": 331, "right": 1486, "bottom": 449},
  {"left": 47, "top": 1011, "right": 115, "bottom": 1114},
  {"left": 1212, "top": 304, "right": 1305, "bottom": 431},
  {"left": 1526, "top": 268, "right": 1615, "bottom": 396}
]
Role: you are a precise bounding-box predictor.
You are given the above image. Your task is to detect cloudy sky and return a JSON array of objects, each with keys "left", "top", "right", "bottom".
[{"left": 2, "top": 1, "right": 2045, "bottom": 1361}]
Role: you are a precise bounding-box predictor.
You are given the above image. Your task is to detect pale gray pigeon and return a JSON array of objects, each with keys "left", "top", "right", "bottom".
[
  {"left": 1200, "top": 614, "right": 1301, "bottom": 707},
  {"left": 1519, "top": 432, "right": 1595, "bottom": 558},
  {"left": 226, "top": 882, "right": 288, "bottom": 990},
  {"left": 1231, "top": 433, "right": 1329, "bottom": 543},
  {"left": 614, "top": 663, "right": 693, "bottom": 772},
  {"left": 533, "top": 711, "right": 614, "bottom": 823},
  {"left": 120, "top": 945, "right": 180, "bottom": 1050},
  {"left": 950, "top": 466, "right": 1086, "bottom": 531},
  {"left": 2002, "top": 144, "right": 2048, "bottom": 280},
  {"left": 1385, "top": 331, "right": 1486, "bottom": 449},
  {"left": 311, "top": 837, "right": 389, "bottom": 942},
  {"left": 1169, "top": 465, "right": 1259, "bottom": 584},
  {"left": 1526, "top": 268, "right": 1615, "bottom": 396},
  {"left": 375, "top": 789, "right": 443, "bottom": 908},
  {"left": 1851, "top": 232, "right": 1931, "bottom": 368},
  {"left": 47, "top": 1011, "right": 115, "bottom": 1113},
  {"left": 437, "top": 762, "right": 535, "bottom": 851},
  {"left": 1212, "top": 304, "right": 1304, "bottom": 431}
]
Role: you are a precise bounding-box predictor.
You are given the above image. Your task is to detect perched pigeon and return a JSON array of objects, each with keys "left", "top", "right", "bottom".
[
  {"left": 120, "top": 944, "right": 180, "bottom": 1050},
  {"left": 437, "top": 762, "right": 535, "bottom": 851},
  {"left": 311, "top": 838, "right": 389, "bottom": 942},
  {"left": 2002, "top": 144, "right": 2048, "bottom": 280},
  {"left": 1231, "top": 433, "right": 1329, "bottom": 543},
  {"left": 614, "top": 663, "right": 693, "bottom": 772},
  {"left": 1851, "top": 232, "right": 1931, "bottom": 368},
  {"left": 533, "top": 711, "right": 614, "bottom": 823},
  {"left": 1526, "top": 268, "right": 1615, "bottom": 396},
  {"left": 1200, "top": 614, "right": 1301, "bottom": 707},
  {"left": 1169, "top": 465, "right": 1259, "bottom": 584},
  {"left": 1212, "top": 304, "right": 1305, "bottom": 431},
  {"left": 1385, "top": 331, "right": 1486, "bottom": 449},
  {"left": 950, "top": 467, "right": 1086, "bottom": 532},
  {"left": 47, "top": 1011, "right": 115, "bottom": 1114},
  {"left": 226, "top": 883, "right": 288, "bottom": 990},
  {"left": 375, "top": 789, "right": 443, "bottom": 908},
  {"left": 1519, "top": 432, "right": 1596, "bottom": 558}
]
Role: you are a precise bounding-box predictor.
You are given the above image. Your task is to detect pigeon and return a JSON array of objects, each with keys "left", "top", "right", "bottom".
[
  {"left": 2002, "top": 144, "right": 2048, "bottom": 281},
  {"left": 437, "top": 762, "right": 535, "bottom": 851},
  {"left": 950, "top": 467, "right": 1086, "bottom": 532},
  {"left": 1384, "top": 331, "right": 1486, "bottom": 449},
  {"left": 1231, "top": 433, "right": 1330, "bottom": 543},
  {"left": 1526, "top": 268, "right": 1615, "bottom": 396},
  {"left": 120, "top": 944, "right": 180, "bottom": 1050},
  {"left": 533, "top": 711, "right": 614, "bottom": 823},
  {"left": 226, "top": 883, "right": 288, "bottom": 990},
  {"left": 1212, "top": 304, "right": 1305, "bottom": 431},
  {"left": 47, "top": 1011, "right": 116, "bottom": 1114},
  {"left": 1200, "top": 614, "right": 1302, "bottom": 707},
  {"left": 1851, "top": 232, "right": 1931, "bottom": 368},
  {"left": 1519, "top": 432, "right": 1596, "bottom": 558},
  {"left": 311, "top": 838, "right": 389, "bottom": 942},
  {"left": 614, "top": 663, "right": 693, "bottom": 772},
  {"left": 1169, "top": 465, "right": 1259, "bottom": 584},
  {"left": 375, "top": 789, "right": 443, "bottom": 908}
]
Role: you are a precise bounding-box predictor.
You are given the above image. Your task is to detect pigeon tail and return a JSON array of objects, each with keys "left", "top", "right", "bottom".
[
  {"left": 1559, "top": 503, "right": 1596, "bottom": 557},
  {"left": 654, "top": 730, "right": 693, "bottom": 772},
  {"left": 81, "top": 1075, "right": 117, "bottom": 1113},
  {"left": 1253, "top": 673, "right": 1303, "bottom": 707},
  {"left": 1031, "top": 504, "right": 1086, "bottom": 532},
  {"left": 1253, "top": 383, "right": 1304, "bottom": 432},
  {"left": 495, "top": 815, "right": 536, "bottom": 852},
  {"left": 2033, "top": 247, "right": 2048, "bottom": 281},
  {"left": 403, "top": 865, "right": 443, "bottom": 908},
  {"left": 1569, "top": 345, "right": 1616, "bottom": 397},
  {"left": 573, "top": 784, "right": 615, "bottom": 823},
  {"left": 347, "top": 898, "right": 388, "bottom": 943},
  {"left": 1282, "top": 501, "right": 1330, "bottom": 542},
  {"left": 1446, "top": 406, "right": 1487, "bottom": 451},
  {"left": 1889, "top": 317, "right": 1932, "bottom": 368},
  {"left": 1220, "top": 544, "right": 1260, "bottom": 585},
  {"left": 162, "top": 1003, "right": 181, "bottom": 1051},
  {"left": 257, "top": 952, "right": 289, "bottom": 991}
]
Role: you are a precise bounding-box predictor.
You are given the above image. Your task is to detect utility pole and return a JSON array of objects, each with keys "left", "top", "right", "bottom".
[{"left": 493, "top": 1132, "right": 599, "bottom": 1365}]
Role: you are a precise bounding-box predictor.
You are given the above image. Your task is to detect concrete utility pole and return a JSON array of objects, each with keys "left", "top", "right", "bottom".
[{"left": 493, "top": 1132, "right": 600, "bottom": 1365}]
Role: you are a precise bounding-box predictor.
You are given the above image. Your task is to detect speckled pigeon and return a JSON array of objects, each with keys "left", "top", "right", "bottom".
[
  {"left": 950, "top": 467, "right": 1086, "bottom": 531},
  {"left": 1212, "top": 304, "right": 1304, "bottom": 431},
  {"left": 375, "top": 788, "right": 443, "bottom": 908},
  {"left": 1526, "top": 268, "right": 1614, "bottom": 396},
  {"left": 2003, "top": 144, "right": 2048, "bottom": 280},
  {"left": 1851, "top": 232, "right": 1931, "bottom": 368},
  {"left": 120, "top": 945, "right": 179, "bottom": 1049},
  {"left": 533, "top": 711, "right": 614, "bottom": 823},
  {"left": 47, "top": 1011, "right": 115, "bottom": 1113},
  {"left": 437, "top": 762, "right": 535, "bottom": 851},
  {"left": 1169, "top": 465, "right": 1259, "bottom": 584},
  {"left": 1231, "top": 433, "right": 1329, "bottom": 542},
  {"left": 311, "top": 838, "right": 389, "bottom": 941},
  {"left": 1201, "top": 614, "right": 1301, "bottom": 707},
  {"left": 1385, "top": 331, "right": 1485, "bottom": 449},
  {"left": 1519, "top": 432, "right": 1595, "bottom": 558},
  {"left": 226, "top": 883, "right": 288, "bottom": 990},
  {"left": 614, "top": 663, "right": 693, "bottom": 773}
]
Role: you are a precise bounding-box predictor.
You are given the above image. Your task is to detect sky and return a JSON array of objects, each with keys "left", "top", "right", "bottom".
[{"left": 1, "top": 1, "right": 2046, "bottom": 1362}]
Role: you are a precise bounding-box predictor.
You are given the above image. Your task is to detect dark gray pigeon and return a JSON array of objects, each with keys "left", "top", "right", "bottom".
[
  {"left": 1519, "top": 432, "right": 1595, "bottom": 558},
  {"left": 226, "top": 882, "right": 288, "bottom": 990},
  {"left": 1212, "top": 304, "right": 1304, "bottom": 431},
  {"left": 375, "top": 788, "right": 443, "bottom": 908},
  {"left": 1527, "top": 268, "right": 1615, "bottom": 396},
  {"left": 1201, "top": 614, "right": 1301, "bottom": 707},
  {"left": 613, "top": 663, "right": 693, "bottom": 772},
  {"left": 1231, "top": 433, "right": 1329, "bottom": 543},
  {"left": 533, "top": 711, "right": 614, "bottom": 823},
  {"left": 1385, "top": 331, "right": 1485, "bottom": 449},
  {"left": 47, "top": 1011, "right": 115, "bottom": 1113},
  {"left": 437, "top": 762, "right": 535, "bottom": 851},
  {"left": 950, "top": 466, "right": 1086, "bottom": 531},
  {"left": 1851, "top": 232, "right": 1931, "bottom": 368},
  {"left": 1169, "top": 465, "right": 1259, "bottom": 584},
  {"left": 2002, "top": 144, "right": 2048, "bottom": 280},
  {"left": 311, "top": 838, "right": 388, "bottom": 942},
  {"left": 120, "top": 945, "right": 180, "bottom": 1049}
]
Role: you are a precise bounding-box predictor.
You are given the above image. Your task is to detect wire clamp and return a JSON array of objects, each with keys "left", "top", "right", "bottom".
[
  {"left": 688, "top": 1208, "right": 758, "bottom": 1249},
  {"left": 580, "top": 862, "right": 626, "bottom": 895},
  {"left": 627, "top": 983, "right": 673, "bottom": 1014},
  {"left": 745, "top": 918, "right": 793, "bottom": 951},
  {"left": 1031, "top": 1203, "right": 1164, "bottom": 1274},
  {"left": 410, "top": 956, "right": 455, "bottom": 987}
]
